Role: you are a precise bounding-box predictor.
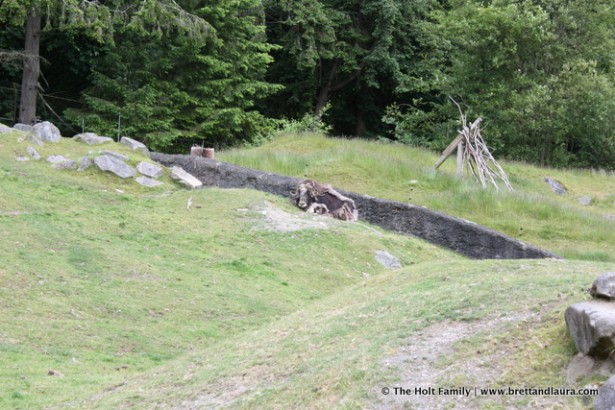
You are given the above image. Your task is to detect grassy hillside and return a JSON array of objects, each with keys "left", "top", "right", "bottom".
[
  {"left": 0, "top": 130, "right": 449, "bottom": 408},
  {"left": 220, "top": 133, "right": 615, "bottom": 262},
  {"left": 1, "top": 129, "right": 612, "bottom": 409}
]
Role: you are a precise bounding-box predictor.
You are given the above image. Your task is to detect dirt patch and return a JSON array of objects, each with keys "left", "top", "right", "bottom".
[
  {"left": 242, "top": 201, "right": 339, "bottom": 232},
  {"left": 370, "top": 312, "right": 565, "bottom": 410}
]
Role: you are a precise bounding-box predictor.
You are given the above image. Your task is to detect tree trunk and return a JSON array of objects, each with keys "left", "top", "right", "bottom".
[
  {"left": 355, "top": 108, "right": 366, "bottom": 137},
  {"left": 314, "top": 60, "right": 340, "bottom": 119},
  {"left": 19, "top": 8, "right": 41, "bottom": 125}
]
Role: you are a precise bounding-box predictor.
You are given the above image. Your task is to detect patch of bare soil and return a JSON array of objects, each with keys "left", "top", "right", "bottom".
[
  {"left": 241, "top": 201, "right": 339, "bottom": 232},
  {"left": 370, "top": 311, "right": 582, "bottom": 410}
]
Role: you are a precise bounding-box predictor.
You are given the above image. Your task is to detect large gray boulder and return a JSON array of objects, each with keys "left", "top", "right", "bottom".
[
  {"left": 73, "top": 132, "right": 113, "bottom": 145},
  {"left": 94, "top": 155, "right": 136, "bottom": 179},
  {"left": 119, "top": 137, "right": 149, "bottom": 155},
  {"left": 0, "top": 123, "right": 12, "bottom": 133},
  {"left": 33, "top": 121, "right": 61, "bottom": 143},
  {"left": 591, "top": 272, "right": 615, "bottom": 300},
  {"left": 595, "top": 375, "right": 615, "bottom": 410},
  {"left": 170, "top": 166, "right": 202, "bottom": 189},
  {"left": 137, "top": 161, "right": 163, "bottom": 179},
  {"left": 544, "top": 177, "right": 567, "bottom": 195},
  {"left": 565, "top": 301, "right": 615, "bottom": 358}
]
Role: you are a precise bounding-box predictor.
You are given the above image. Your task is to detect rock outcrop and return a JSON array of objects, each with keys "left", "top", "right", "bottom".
[
  {"left": 565, "top": 271, "right": 615, "bottom": 409},
  {"left": 595, "top": 375, "right": 615, "bottom": 410},
  {"left": 137, "top": 161, "right": 163, "bottom": 179},
  {"left": 120, "top": 137, "right": 149, "bottom": 155},
  {"left": 136, "top": 176, "right": 164, "bottom": 187},
  {"left": 375, "top": 250, "right": 402, "bottom": 269},
  {"left": 33, "top": 121, "right": 61, "bottom": 143},
  {"left": 170, "top": 166, "right": 203, "bottom": 189},
  {"left": 94, "top": 155, "right": 136, "bottom": 179},
  {"left": 47, "top": 155, "right": 77, "bottom": 169},
  {"left": 565, "top": 301, "right": 615, "bottom": 358},
  {"left": 73, "top": 132, "right": 113, "bottom": 145},
  {"left": 151, "top": 153, "right": 560, "bottom": 260},
  {"left": 590, "top": 272, "right": 615, "bottom": 300},
  {"left": 544, "top": 177, "right": 567, "bottom": 195},
  {"left": 26, "top": 146, "right": 41, "bottom": 160}
]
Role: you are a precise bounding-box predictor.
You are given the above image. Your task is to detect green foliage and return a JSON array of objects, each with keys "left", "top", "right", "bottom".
[
  {"left": 277, "top": 104, "right": 333, "bottom": 135},
  {"left": 261, "top": 0, "right": 441, "bottom": 137},
  {"left": 65, "top": 0, "right": 281, "bottom": 150},
  {"left": 386, "top": 0, "right": 615, "bottom": 169}
]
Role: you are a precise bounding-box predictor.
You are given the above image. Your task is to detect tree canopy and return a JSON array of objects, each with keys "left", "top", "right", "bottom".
[{"left": 1, "top": 0, "right": 614, "bottom": 167}]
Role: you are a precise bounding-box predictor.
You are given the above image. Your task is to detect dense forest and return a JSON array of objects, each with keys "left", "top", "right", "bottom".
[{"left": 1, "top": 0, "right": 614, "bottom": 169}]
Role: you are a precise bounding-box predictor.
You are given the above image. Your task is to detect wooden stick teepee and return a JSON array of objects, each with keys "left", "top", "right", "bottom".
[{"left": 433, "top": 102, "right": 513, "bottom": 192}]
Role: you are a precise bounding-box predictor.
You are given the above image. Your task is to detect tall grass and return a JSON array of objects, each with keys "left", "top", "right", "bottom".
[{"left": 220, "top": 133, "right": 615, "bottom": 261}]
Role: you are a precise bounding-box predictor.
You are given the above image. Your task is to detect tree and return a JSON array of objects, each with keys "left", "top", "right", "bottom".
[
  {"left": 387, "top": 0, "right": 615, "bottom": 169},
  {"left": 262, "top": 0, "right": 440, "bottom": 137},
  {"left": 65, "top": 0, "right": 280, "bottom": 150},
  {"left": 0, "top": 0, "right": 209, "bottom": 125}
]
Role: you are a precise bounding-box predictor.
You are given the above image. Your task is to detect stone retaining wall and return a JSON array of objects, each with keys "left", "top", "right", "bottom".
[{"left": 151, "top": 153, "right": 559, "bottom": 260}]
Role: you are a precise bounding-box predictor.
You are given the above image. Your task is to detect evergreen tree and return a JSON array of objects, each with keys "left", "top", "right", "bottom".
[
  {"left": 66, "top": 0, "right": 280, "bottom": 150},
  {"left": 262, "top": 0, "right": 439, "bottom": 137},
  {"left": 0, "top": 0, "right": 209, "bottom": 125}
]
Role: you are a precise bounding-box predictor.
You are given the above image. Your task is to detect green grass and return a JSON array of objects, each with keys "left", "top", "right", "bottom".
[
  {"left": 0, "top": 129, "right": 450, "bottom": 408},
  {"left": 220, "top": 133, "right": 615, "bottom": 261},
  {"left": 65, "top": 259, "right": 609, "bottom": 410},
  {"left": 1, "top": 128, "right": 612, "bottom": 409}
]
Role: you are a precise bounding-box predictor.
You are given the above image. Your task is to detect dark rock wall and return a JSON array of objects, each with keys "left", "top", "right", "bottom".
[{"left": 151, "top": 153, "right": 559, "bottom": 260}]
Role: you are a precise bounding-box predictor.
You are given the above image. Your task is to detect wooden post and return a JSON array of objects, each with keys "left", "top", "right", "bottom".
[
  {"left": 433, "top": 133, "right": 463, "bottom": 170},
  {"left": 456, "top": 141, "right": 464, "bottom": 177},
  {"left": 204, "top": 148, "right": 215, "bottom": 159}
]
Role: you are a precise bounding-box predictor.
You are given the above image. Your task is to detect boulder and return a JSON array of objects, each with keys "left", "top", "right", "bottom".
[
  {"left": 33, "top": 121, "right": 61, "bottom": 143},
  {"left": 119, "top": 137, "right": 149, "bottom": 155},
  {"left": 565, "top": 300, "right": 615, "bottom": 358},
  {"left": 590, "top": 272, "right": 615, "bottom": 300},
  {"left": 544, "top": 177, "right": 567, "bottom": 195},
  {"left": 0, "top": 123, "right": 12, "bottom": 133},
  {"left": 78, "top": 157, "right": 93, "bottom": 172},
  {"left": 13, "top": 123, "right": 33, "bottom": 132},
  {"left": 170, "top": 166, "right": 202, "bottom": 189},
  {"left": 137, "top": 161, "right": 163, "bottom": 179},
  {"left": 100, "top": 151, "right": 129, "bottom": 162},
  {"left": 136, "top": 176, "right": 164, "bottom": 188},
  {"left": 47, "top": 155, "right": 77, "bottom": 170},
  {"left": 375, "top": 250, "right": 402, "bottom": 269},
  {"left": 94, "top": 155, "right": 136, "bottom": 179},
  {"left": 26, "top": 146, "right": 41, "bottom": 160},
  {"left": 566, "top": 353, "right": 614, "bottom": 384},
  {"left": 579, "top": 196, "right": 593, "bottom": 206},
  {"left": 26, "top": 132, "right": 45, "bottom": 146},
  {"left": 73, "top": 132, "right": 113, "bottom": 145},
  {"left": 595, "top": 375, "right": 615, "bottom": 410}
]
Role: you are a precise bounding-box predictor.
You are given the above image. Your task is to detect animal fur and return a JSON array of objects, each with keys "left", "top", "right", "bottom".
[{"left": 292, "top": 179, "right": 358, "bottom": 222}]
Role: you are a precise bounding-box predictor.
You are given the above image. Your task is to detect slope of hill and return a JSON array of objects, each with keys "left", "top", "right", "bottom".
[
  {"left": 220, "top": 133, "right": 615, "bottom": 262},
  {"left": 1, "top": 129, "right": 612, "bottom": 409}
]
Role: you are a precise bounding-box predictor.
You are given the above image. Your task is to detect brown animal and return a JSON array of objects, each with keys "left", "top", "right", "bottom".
[{"left": 292, "top": 179, "right": 358, "bottom": 222}]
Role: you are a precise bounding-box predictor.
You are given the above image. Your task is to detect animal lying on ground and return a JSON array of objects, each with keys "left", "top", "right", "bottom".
[{"left": 291, "top": 179, "right": 359, "bottom": 222}]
